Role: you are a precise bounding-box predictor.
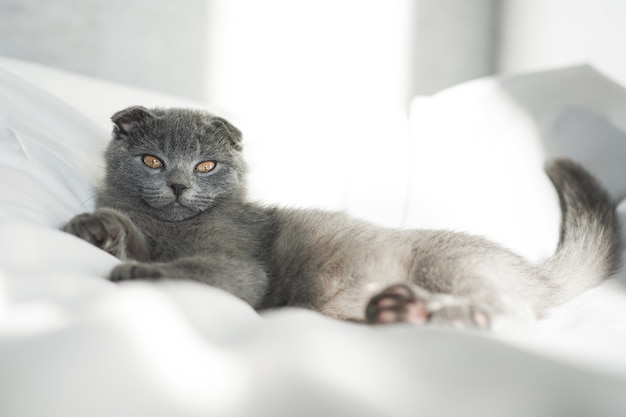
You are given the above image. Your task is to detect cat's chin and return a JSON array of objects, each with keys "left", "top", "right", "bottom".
[{"left": 151, "top": 203, "right": 202, "bottom": 222}]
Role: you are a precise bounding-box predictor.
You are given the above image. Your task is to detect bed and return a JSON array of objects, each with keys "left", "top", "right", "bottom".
[{"left": 1, "top": 56, "right": 626, "bottom": 417}]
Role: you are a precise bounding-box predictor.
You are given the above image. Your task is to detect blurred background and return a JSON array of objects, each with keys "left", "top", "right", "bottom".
[
  {"left": 2, "top": 0, "right": 625, "bottom": 122},
  {"left": 3, "top": 0, "right": 625, "bottom": 220}
]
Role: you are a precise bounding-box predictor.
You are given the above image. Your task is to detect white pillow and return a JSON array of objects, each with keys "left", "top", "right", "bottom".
[
  {"left": 0, "top": 66, "right": 107, "bottom": 228},
  {"left": 405, "top": 65, "right": 626, "bottom": 261}
]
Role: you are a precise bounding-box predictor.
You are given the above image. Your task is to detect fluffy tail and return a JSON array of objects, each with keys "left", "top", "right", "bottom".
[{"left": 539, "top": 159, "right": 622, "bottom": 308}]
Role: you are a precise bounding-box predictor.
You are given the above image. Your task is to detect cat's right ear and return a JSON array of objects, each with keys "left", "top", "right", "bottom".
[
  {"left": 111, "top": 106, "right": 154, "bottom": 139},
  {"left": 210, "top": 117, "right": 243, "bottom": 151}
]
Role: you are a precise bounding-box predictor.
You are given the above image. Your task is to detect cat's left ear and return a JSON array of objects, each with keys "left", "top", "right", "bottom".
[
  {"left": 210, "top": 117, "right": 243, "bottom": 151},
  {"left": 111, "top": 106, "right": 155, "bottom": 139}
]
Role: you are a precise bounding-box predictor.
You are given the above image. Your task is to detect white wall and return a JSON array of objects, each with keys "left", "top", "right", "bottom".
[
  {"left": 7, "top": 0, "right": 626, "bottom": 107},
  {"left": 0, "top": 0, "right": 498, "bottom": 110},
  {"left": 411, "top": 0, "right": 498, "bottom": 95},
  {"left": 204, "top": 0, "right": 414, "bottom": 117},
  {"left": 499, "top": 0, "right": 626, "bottom": 86},
  {"left": 203, "top": 0, "right": 499, "bottom": 115},
  {"left": 0, "top": 0, "right": 208, "bottom": 99}
]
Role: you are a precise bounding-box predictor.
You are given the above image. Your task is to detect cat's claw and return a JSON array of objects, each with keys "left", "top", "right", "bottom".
[{"left": 366, "top": 284, "right": 491, "bottom": 330}]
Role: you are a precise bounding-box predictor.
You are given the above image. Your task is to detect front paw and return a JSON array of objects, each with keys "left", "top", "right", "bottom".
[
  {"left": 110, "top": 262, "right": 166, "bottom": 282},
  {"left": 63, "top": 209, "right": 130, "bottom": 258}
]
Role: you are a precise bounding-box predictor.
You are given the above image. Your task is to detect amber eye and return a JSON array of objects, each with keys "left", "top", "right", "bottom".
[
  {"left": 142, "top": 155, "right": 164, "bottom": 169},
  {"left": 196, "top": 160, "right": 217, "bottom": 173}
]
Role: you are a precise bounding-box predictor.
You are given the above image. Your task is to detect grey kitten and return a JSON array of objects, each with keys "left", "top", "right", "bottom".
[{"left": 63, "top": 106, "right": 622, "bottom": 332}]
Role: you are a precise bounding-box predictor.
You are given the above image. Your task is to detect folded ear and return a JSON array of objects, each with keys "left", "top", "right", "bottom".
[
  {"left": 210, "top": 116, "right": 243, "bottom": 151},
  {"left": 111, "top": 106, "right": 154, "bottom": 138}
]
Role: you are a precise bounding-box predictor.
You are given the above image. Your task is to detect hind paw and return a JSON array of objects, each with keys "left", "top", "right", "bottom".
[
  {"left": 365, "top": 284, "right": 429, "bottom": 325},
  {"left": 365, "top": 284, "right": 490, "bottom": 330}
]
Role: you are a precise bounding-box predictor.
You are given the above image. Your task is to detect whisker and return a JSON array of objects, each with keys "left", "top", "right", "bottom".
[
  {"left": 77, "top": 186, "right": 104, "bottom": 212},
  {"left": 79, "top": 193, "right": 100, "bottom": 211}
]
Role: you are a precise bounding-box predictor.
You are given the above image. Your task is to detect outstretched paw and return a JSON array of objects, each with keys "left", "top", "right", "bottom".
[
  {"left": 63, "top": 209, "right": 131, "bottom": 258},
  {"left": 365, "top": 284, "right": 490, "bottom": 330},
  {"left": 110, "top": 262, "right": 166, "bottom": 282}
]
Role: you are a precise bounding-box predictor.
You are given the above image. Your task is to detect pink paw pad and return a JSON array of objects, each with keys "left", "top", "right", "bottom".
[{"left": 366, "top": 284, "right": 429, "bottom": 325}]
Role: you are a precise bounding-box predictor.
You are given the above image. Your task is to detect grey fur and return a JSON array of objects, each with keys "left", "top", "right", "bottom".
[{"left": 63, "top": 106, "right": 622, "bottom": 332}]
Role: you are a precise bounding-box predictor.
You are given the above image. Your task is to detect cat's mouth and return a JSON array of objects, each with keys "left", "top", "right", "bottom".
[
  {"left": 168, "top": 199, "right": 196, "bottom": 212},
  {"left": 171, "top": 198, "right": 198, "bottom": 211}
]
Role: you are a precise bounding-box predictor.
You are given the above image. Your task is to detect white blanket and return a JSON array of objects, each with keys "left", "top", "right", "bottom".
[{"left": 1, "top": 57, "right": 626, "bottom": 417}]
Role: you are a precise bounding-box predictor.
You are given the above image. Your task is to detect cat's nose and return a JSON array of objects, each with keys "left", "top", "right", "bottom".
[{"left": 170, "top": 183, "right": 188, "bottom": 197}]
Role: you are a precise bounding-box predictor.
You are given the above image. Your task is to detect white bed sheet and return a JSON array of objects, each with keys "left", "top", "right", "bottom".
[{"left": 1, "top": 57, "right": 626, "bottom": 417}]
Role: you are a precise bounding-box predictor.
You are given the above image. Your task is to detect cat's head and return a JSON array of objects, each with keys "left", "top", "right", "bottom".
[{"left": 101, "top": 106, "right": 246, "bottom": 222}]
